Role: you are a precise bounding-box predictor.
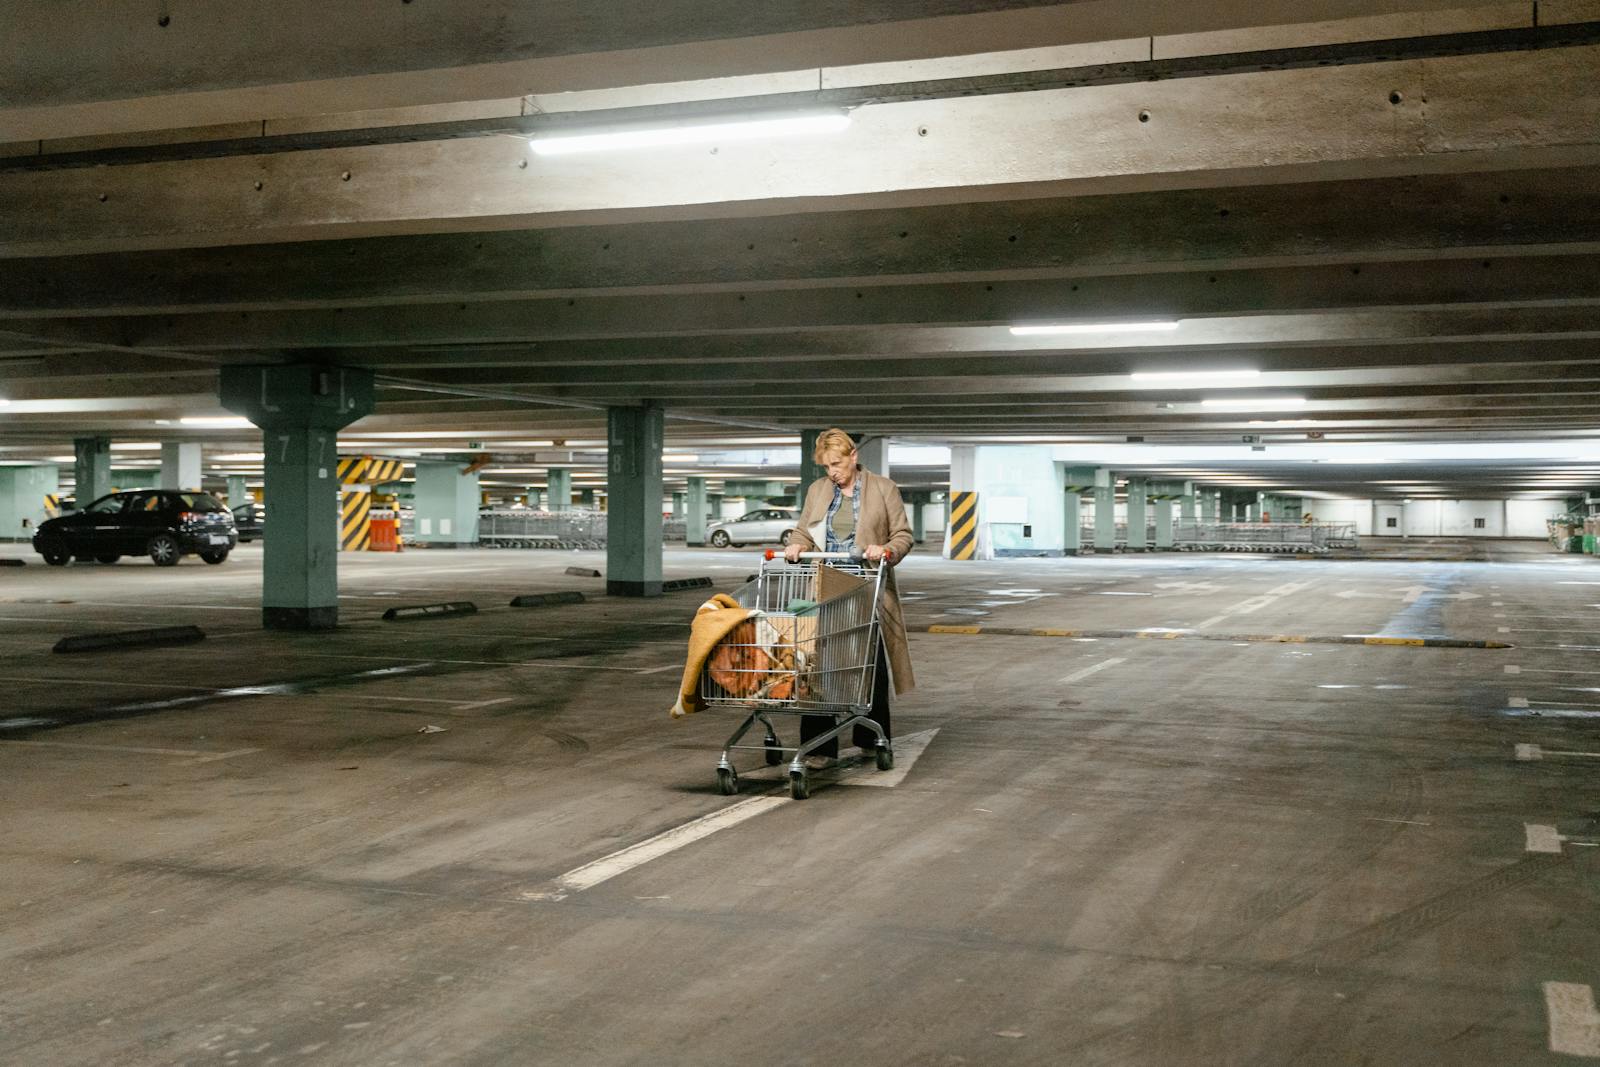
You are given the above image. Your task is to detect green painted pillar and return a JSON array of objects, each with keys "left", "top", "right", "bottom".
[
  {"left": 686, "top": 477, "right": 708, "bottom": 546},
  {"left": 220, "top": 364, "right": 374, "bottom": 631},
  {"left": 578, "top": 487, "right": 596, "bottom": 507},
  {"left": 606, "top": 403, "right": 664, "bottom": 597},
  {"left": 227, "top": 475, "right": 249, "bottom": 507},
  {"left": 1062, "top": 491, "right": 1082, "bottom": 555},
  {"left": 526, "top": 487, "right": 543, "bottom": 510},
  {"left": 1200, "top": 490, "right": 1217, "bottom": 522},
  {"left": 413, "top": 460, "right": 479, "bottom": 545},
  {"left": 1248, "top": 493, "right": 1263, "bottom": 522},
  {"left": 799, "top": 429, "right": 826, "bottom": 491},
  {"left": 547, "top": 468, "right": 572, "bottom": 510},
  {"left": 911, "top": 496, "right": 926, "bottom": 543},
  {"left": 1154, "top": 497, "right": 1174, "bottom": 549},
  {"left": 672, "top": 492, "right": 684, "bottom": 519},
  {"left": 1093, "top": 468, "right": 1115, "bottom": 553},
  {"left": 708, "top": 493, "right": 724, "bottom": 521},
  {"left": 1127, "top": 479, "right": 1149, "bottom": 551},
  {"left": 73, "top": 436, "right": 111, "bottom": 506}
]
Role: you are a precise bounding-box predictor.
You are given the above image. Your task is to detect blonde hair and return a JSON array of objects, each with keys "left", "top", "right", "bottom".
[{"left": 812, "top": 428, "right": 857, "bottom": 465}]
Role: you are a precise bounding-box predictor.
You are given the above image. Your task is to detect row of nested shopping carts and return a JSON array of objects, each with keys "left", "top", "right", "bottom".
[
  {"left": 1079, "top": 521, "right": 1359, "bottom": 554},
  {"left": 470, "top": 509, "right": 689, "bottom": 549}
]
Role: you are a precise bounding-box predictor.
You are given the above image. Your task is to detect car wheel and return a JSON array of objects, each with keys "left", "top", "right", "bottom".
[
  {"left": 148, "top": 533, "right": 181, "bottom": 567},
  {"left": 779, "top": 529, "right": 798, "bottom": 547},
  {"left": 39, "top": 539, "right": 71, "bottom": 566},
  {"left": 95, "top": 554, "right": 121, "bottom": 564},
  {"left": 709, "top": 530, "right": 730, "bottom": 548},
  {"left": 199, "top": 548, "right": 230, "bottom": 565}
]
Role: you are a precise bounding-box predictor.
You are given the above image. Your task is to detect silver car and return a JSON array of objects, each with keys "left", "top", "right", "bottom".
[{"left": 706, "top": 508, "right": 799, "bottom": 548}]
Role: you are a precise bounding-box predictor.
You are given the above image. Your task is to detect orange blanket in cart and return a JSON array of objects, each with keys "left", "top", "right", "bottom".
[{"left": 669, "top": 594, "right": 752, "bottom": 718}]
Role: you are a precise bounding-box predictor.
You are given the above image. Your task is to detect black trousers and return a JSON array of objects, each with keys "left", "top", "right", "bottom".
[{"left": 800, "top": 638, "right": 892, "bottom": 757}]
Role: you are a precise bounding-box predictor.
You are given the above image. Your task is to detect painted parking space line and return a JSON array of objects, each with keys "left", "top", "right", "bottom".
[
  {"left": 451, "top": 696, "right": 518, "bottom": 711},
  {"left": 521, "top": 729, "right": 940, "bottom": 901},
  {"left": 0, "top": 739, "right": 260, "bottom": 762},
  {"left": 1058, "top": 657, "right": 1126, "bottom": 685},
  {"left": 1516, "top": 744, "right": 1600, "bottom": 760},
  {"left": 1544, "top": 982, "right": 1600, "bottom": 1057},
  {"left": 1526, "top": 824, "right": 1565, "bottom": 854}
]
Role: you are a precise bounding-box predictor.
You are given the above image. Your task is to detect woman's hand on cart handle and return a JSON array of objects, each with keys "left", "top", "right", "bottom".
[
  {"left": 863, "top": 544, "right": 895, "bottom": 564},
  {"left": 767, "top": 547, "right": 892, "bottom": 564}
]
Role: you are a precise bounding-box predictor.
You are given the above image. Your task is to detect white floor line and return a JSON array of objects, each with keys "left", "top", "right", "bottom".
[
  {"left": 0, "top": 676, "right": 215, "bottom": 690},
  {"left": 636, "top": 665, "right": 682, "bottom": 675},
  {"left": 522, "top": 728, "right": 940, "bottom": 900},
  {"left": 1194, "top": 614, "right": 1232, "bottom": 629},
  {"left": 522, "top": 798, "right": 790, "bottom": 900},
  {"left": 0, "top": 739, "right": 260, "bottom": 762},
  {"left": 1510, "top": 697, "right": 1530, "bottom": 709},
  {"left": 1516, "top": 744, "right": 1542, "bottom": 761},
  {"left": 452, "top": 696, "right": 518, "bottom": 711},
  {"left": 1526, "top": 823, "right": 1564, "bottom": 854},
  {"left": 1505, "top": 665, "right": 1522, "bottom": 674},
  {"left": 1057, "top": 657, "right": 1126, "bottom": 685},
  {"left": 1544, "top": 982, "right": 1600, "bottom": 1057}
]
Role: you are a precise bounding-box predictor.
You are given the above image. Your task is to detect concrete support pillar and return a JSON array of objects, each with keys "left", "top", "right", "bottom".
[
  {"left": 226, "top": 475, "right": 249, "bottom": 507},
  {"left": 413, "top": 461, "right": 479, "bottom": 546},
  {"left": 547, "top": 468, "right": 572, "bottom": 510},
  {"left": 1063, "top": 490, "right": 1083, "bottom": 554},
  {"left": 159, "top": 442, "right": 203, "bottom": 491},
  {"left": 857, "top": 436, "right": 890, "bottom": 478},
  {"left": 799, "top": 429, "right": 826, "bottom": 491},
  {"left": 1247, "top": 494, "right": 1262, "bottom": 522},
  {"left": 1126, "top": 479, "right": 1149, "bottom": 551},
  {"left": 1093, "top": 468, "right": 1115, "bottom": 553},
  {"left": 578, "top": 487, "right": 596, "bottom": 507},
  {"left": 605, "top": 403, "right": 664, "bottom": 598},
  {"left": 686, "top": 478, "right": 708, "bottom": 545},
  {"left": 672, "top": 492, "right": 684, "bottom": 519},
  {"left": 220, "top": 364, "right": 374, "bottom": 631},
  {"left": 0, "top": 465, "right": 59, "bottom": 541},
  {"left": 527, "top": 487, "right": 543, "bottom": 510},
  {"left": 708, "top": 493, "right": 724, "bottom": 520},
  {"left": 1180, "top": 492, "right": 1197, "bottom": 522},
  {"left": 73, "top": 436, "right": 111, "bottom": 505},
  {"left": 1201, "top": 491, "right": 1218, "bottom": 522},
  {"left": 1154, "top": 498, "right": 1175, "bottom": 549}
]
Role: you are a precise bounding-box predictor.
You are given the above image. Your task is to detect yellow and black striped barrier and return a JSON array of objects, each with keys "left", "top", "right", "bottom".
[
  {"left": 43, "top": 493, "right": 62, "bottom": 517},
  {"left": 913, "top": 623, "right": 1510, "bottom": 649},
  {"left": 340, "top": 490, "right": 372, "bottom": 551},
  {"left": 947, "top": 490, "right": 977, "bottom": 560},
  {"left": 364, "top": 458, "right": 405, "bottom": 485}
]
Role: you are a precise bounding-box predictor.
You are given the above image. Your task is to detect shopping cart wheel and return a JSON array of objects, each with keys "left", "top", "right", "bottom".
[
  {"left": 875, "top": 745, "right": 894, "bottom": 771},
  {"left": 789, "top": 768, "right": 809, "bottom": 800},
  {"left": 763, "top": 734, "right": 783, "bottom": 766},
  {"left": 716, "top": 767, "right": 738, "bottom": 796}
]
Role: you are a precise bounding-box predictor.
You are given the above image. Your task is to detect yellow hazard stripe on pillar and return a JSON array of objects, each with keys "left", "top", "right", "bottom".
[
  {"left": 336, "top": 455, "right": 369, "bottom": 484},
  {"left": 367, "top": 458, "right": 405, "bottom": 485},
  {"left": 948, "top": 490, "right": 978, "bottom": 560},
  {"left": 340, "top": 490, "right": 372, "bottom": 551}
]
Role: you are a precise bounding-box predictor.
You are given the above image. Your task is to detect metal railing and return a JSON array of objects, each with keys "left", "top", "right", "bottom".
[{"left": 476, "top": 509, "right": 608, "bottom": 549}]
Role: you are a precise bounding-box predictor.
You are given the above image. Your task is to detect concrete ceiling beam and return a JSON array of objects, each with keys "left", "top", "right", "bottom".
[
  {"left": 5, "top": 169, "right": 1594, "bottom": 314},
  {"left": 0, "top": 0, "right": 1527, "bottom": 141},
  {"left": 3, "top": 45, "right": 1598, "bottom": 256}
]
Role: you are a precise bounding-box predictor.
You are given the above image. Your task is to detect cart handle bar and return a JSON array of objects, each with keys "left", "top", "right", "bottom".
[{"left": 764, "top": 548, "right": 895, "bottom": 563}]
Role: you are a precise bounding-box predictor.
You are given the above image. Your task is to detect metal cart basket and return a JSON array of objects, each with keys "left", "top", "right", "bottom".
[{"left": 702, "top": 551, "right": 894, "bottom": 799}]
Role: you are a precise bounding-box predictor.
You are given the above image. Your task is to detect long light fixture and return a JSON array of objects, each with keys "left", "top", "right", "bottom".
[
  {"left": 1131, "top": 369, "right": 1259, "bottom": 382},
  {"left": 179, "top": 416, "right": 253, "bottom": 428},
  {"left": 1201, "top": 397, "right": 1308, "bottom": 410},
  {"left": 530, "top": 111, "right": 851, "bottom": 156},
  {"left": 1010, "top": 321, "right": 1179, "bottom": 336}
]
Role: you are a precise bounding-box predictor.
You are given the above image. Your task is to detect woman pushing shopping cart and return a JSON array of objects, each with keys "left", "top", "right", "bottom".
[{"left": 669, "top": 428, "right": 915, "bottom": 799}]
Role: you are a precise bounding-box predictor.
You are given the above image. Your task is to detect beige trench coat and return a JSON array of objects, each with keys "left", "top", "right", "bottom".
[{"left": 791, "top": 468, "right": 916, "bottom": 694}]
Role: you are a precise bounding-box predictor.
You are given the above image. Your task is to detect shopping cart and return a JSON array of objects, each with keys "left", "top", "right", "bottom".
[{"left": 702, "top": 551, "right": 894, "bottom": 799}]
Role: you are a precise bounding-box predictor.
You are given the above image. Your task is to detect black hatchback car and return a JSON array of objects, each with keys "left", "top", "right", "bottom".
[{"left": 33, "top": 490, "right": 238, "bottom": 567}]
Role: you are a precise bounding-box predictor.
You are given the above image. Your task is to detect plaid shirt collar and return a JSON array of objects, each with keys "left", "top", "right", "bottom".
[{"left": 824, "top": 471, "right": 864, "bottom": 552}]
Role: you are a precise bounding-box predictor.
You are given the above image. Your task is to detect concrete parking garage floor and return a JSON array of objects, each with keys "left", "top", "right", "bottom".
[{"left": 1, "top": 542, "right": 1597, "bottom": 1066}]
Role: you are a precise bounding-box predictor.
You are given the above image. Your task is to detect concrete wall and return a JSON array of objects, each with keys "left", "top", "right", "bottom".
[
  {"left": 1306, "top": 498, "right": 1562, "bottom": 538},
  {"left": 975, "top": 446, "right": 1064, "bottom": 557},
  {"left": 0, "top": 465, "right": 59, "bottom": 541}
]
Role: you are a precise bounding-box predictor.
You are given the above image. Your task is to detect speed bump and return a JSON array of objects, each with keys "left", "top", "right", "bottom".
[
  {"left": 53, "top": 625, "right": 205, "bottom": 654},
  {"left": 510, "top": 592, "right": 587, "bottom": 608},
  {"left": 382, "top": 602, "right": 478, "bottom": 621}
]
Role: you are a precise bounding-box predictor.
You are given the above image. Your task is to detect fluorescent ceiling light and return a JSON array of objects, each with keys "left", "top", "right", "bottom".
[
  {"left": 1202, "top": 397, "right": 1308, "bottom": 410},
  {"left": 179, "top": 416, "right": 253, "bottom": 428},
  {"left": 212, "top": 452, "right": 265, "bottom": 462},
  {"left": 1131, "top": 369, "right": 1259, "bottom": 382},
  {"left": 111, "top": 442, "right": 161, "bottom": 450},
  {"left": 661, "top": 454, "right": 700, "bottom": 463},
  {"left": 530, "top": 111, "right": 850, "bottom": 156},
  {"left": 1010, "top": 321, "right": 1179, "bottom": 336}
]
